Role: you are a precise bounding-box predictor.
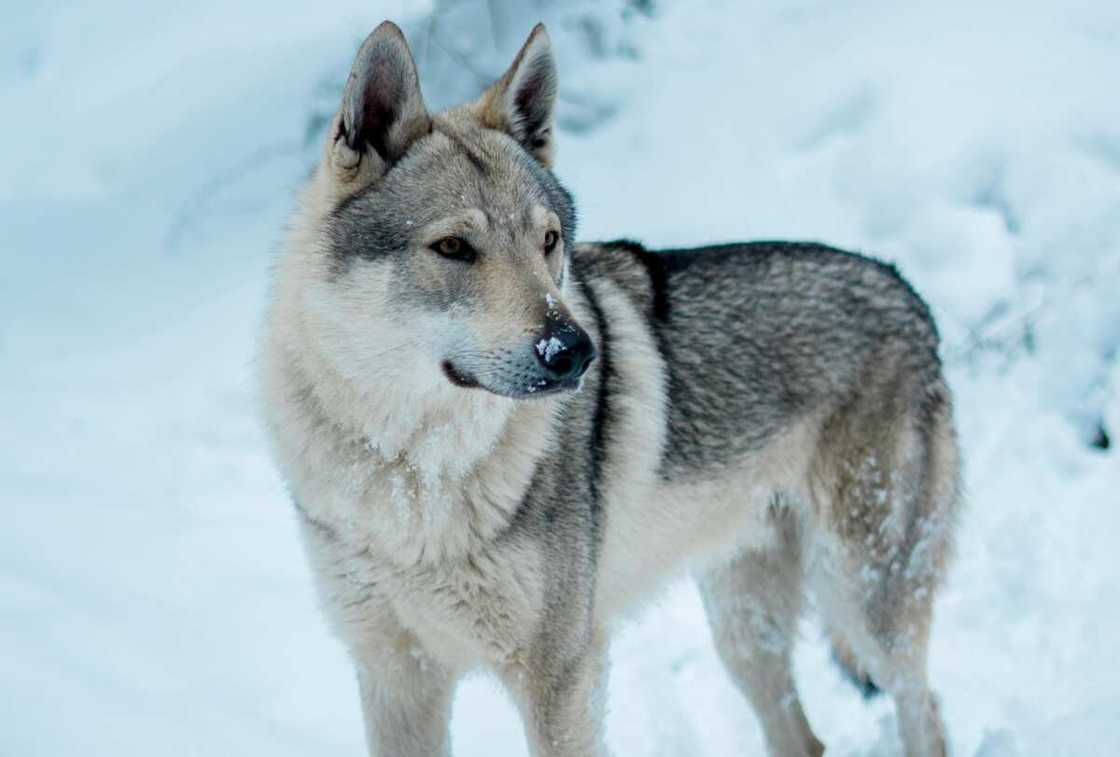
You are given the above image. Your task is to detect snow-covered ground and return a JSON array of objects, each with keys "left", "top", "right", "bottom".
[{"left": 3, "top": 1, "right": 1118, "bottom": 754}]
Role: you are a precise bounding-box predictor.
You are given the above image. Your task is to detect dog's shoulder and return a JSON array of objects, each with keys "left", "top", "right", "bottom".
[
  {"left": 572, "top": 239, "right": 649, "bottom": 283},
  {"left": 570, "top": 239, "right": 664, "bottom": 321}
]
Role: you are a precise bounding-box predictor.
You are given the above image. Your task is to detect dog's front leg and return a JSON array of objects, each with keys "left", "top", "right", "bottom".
[
  {"left": 501, "top": 629, "right": 610, "bottom": 757},
  {"left": 353, "top": 642, "right": 458, "bottom": 757}
]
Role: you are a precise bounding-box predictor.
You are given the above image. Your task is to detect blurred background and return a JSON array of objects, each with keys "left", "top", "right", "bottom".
[{"left": 2, "top": 1, "right": 1118, "bottom": 754}]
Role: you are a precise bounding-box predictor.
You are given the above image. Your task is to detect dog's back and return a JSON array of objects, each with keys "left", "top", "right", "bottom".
[{"left": 577, "top": 240, "right": 946, "bottom": 477}]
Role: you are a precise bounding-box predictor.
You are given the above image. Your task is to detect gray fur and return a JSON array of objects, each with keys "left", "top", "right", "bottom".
[
  {"left": 260, "top": 20, "right": 960, "bottom": 757},
  {"left": 578, "top": 240, "right": 944, "bottom": 478}
]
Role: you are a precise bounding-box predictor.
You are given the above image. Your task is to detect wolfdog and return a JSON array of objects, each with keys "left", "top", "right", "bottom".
[{"left": 260, "top": 20, "right": 960, "bottom": 757}]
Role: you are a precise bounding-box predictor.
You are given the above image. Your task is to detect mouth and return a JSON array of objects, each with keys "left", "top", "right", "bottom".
[
  {"left": 441, "top": 360, "right": 480, "bottom": 389},
  {"left": 441, "top": 359, "right": 582, "bottom": 399},
  {"left": 520, "top": 375, "right": 582, "bottom": 398}
]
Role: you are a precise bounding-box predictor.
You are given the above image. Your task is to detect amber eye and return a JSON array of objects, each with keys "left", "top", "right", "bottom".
[
  {"left": 431, "top": 236, "right": 475, "bottom": 262},
  {"left": 543, "top": 230, "right": 559, "bottom": 255}
]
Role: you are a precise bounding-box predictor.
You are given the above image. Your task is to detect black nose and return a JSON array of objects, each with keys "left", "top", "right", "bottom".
[{"left": 534, "top": 323, "right": 597, "bottom": 383}]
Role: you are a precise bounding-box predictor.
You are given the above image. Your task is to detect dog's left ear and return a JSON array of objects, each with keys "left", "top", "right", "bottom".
[{"left": 475, "top": 23, "right": 558, "bottom": 167}]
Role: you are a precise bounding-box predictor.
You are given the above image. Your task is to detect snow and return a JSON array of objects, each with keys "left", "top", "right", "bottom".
[
  {"left": 2, "top": 1, "right": 1118, "bottom": 755},
  {"left": 537, "top": 336, "right": 566, "bottom": 362}
]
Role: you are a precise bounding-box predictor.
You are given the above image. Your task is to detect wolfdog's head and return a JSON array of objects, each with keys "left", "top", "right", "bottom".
[{"left": 299, "top": 21, "right": 595, "bottom": 401}]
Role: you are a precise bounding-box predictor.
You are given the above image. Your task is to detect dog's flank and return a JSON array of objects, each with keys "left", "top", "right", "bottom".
[{"left": 260, "top": 19, "right": 960, "bottom": 757}]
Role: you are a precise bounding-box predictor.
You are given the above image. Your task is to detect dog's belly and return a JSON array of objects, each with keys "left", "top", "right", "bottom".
[
  {"left": 594, "top": 477, "right": 778, "bottom": 621},
  {"left": 593, "top": 416, "right": 820, "bottom": 622}
]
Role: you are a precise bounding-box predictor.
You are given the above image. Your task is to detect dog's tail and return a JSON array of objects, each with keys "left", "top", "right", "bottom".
[{"left": 830, "top": 633, "right": 882, "bottom": 699}]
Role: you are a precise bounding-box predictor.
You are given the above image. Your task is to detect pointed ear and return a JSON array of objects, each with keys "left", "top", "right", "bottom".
[
  {"left": 475, "top": 23, "right": 558, "bottom": 166},
  {"left": 329, "top": 21, "right": 430, "bottom": 186}
]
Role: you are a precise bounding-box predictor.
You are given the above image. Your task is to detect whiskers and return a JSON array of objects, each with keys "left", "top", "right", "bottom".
[
  {"left": 368, "top": 340, "right": 418, "bottom": 362},
  {"left": 359, "top": 339, "right": 421, "bottom": 378}
]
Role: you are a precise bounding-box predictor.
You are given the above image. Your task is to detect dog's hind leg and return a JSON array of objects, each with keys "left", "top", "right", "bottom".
[
  {"left": 829, "top": 630, "right": 881, "bottom": 698},
  {"left": 815, "top": 581, "right": 946, "bottom": 757},
  {"left": 818, "top": 554, "right": 950, "bottom": 757},
  {"left": 697, "top": 505, "right": 824, "bottom": 757},
  {"left": 811, "top": 386, "right": 959, "bottom": 757}
]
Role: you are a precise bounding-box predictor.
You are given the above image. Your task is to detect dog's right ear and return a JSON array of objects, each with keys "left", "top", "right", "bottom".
[{"left": 328, "top": 21, "right": 430, "bottom": 188}]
